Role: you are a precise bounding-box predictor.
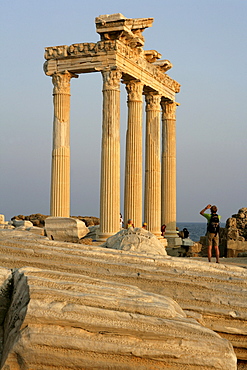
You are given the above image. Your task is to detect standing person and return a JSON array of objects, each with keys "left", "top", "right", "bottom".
[
  {"left": 161, "top": 224, "right": 166, "bottom": 237},
  {"left": 120, "top": 213, "right": 124, "bottom": 229},
  {"left": 200, "top": 204, "right": 221, "bottom": 263},
  {"left": 126, "top": 219, "right": 134, "bottom": 228},
  {"left": 182, "top": 228, "right": 189, "bottom": 238}
]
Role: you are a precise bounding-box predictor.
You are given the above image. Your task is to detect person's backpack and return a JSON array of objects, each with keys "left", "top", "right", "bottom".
[{"left": 207, "top": 214, "right": 220, "bottom": 235}]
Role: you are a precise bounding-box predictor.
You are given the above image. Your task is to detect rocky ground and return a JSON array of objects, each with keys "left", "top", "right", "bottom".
[
  {"left": 10, "top": 213, "right": 100, "bottom": 227},
  {"left": 191, "top": 256, "right": 247, "bottom": 269},
  {"left": 0, "top": 228, "right": 246, "bottom": 369}
]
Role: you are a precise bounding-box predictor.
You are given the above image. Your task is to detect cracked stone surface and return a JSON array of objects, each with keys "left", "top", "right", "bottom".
[{"left": 0, "top": 229, "right": 245, "bottom": 369}]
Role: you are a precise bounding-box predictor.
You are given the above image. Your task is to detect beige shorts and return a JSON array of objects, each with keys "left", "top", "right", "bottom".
[{"left": 207, "top": 232, "right": 219, "bottom": 247}]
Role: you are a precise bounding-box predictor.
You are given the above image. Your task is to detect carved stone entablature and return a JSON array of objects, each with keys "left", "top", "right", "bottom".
[
  {"left": 68, "top": 41, "right": 118, "bottom": 57},
  {"left": 95, "top": 13, "right": 153, "bottom": 49},
  {"left": 44, "top": 14, "right": 180, "bottom": 97},
  {"left": 44, "top": 40, "right": 142, "bottom": 62},
  {"left": 153, "top": 60, "right": 173, "bottom": 72},
  {"left": 45, "top": 42, "right": 113, "bottom": 60},
  {"left": 44, "top": 41, "right": 122, "bottom": 60},
  {"left": 116, "top": 40, "right": 143, "bottom": 61},
  {"left": 144, "top": 50, "right": 162, "bottom": 63},
  {"left": 44, "top": 39, "right": 180, "bottom": 94},
  {"left": 136, "top": 58, "right": 180, "bottom": 93},
  {"left": 95, "top": 14, "right": 153, "bottom": 34},
  {"left": 45, "top": 45, "right": 68, "bottom": 60}
]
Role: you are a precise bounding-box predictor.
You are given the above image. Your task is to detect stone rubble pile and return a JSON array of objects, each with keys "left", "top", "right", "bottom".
[
  {"left": 225, "top": 208, "right": 247, "bottom": 257},
  {"left": 0, "top": 214, "right": 101, "bottom": 243},
  {"left": 9, "top": 213, "right": 100, "bottom": 227}
]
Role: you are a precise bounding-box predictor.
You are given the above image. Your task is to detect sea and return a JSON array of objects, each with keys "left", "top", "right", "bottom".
[{"left": 177, "top": 222, "right": 226, "bottom": 242}]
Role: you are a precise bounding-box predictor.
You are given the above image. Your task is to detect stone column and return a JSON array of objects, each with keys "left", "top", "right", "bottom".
[
  {"left": 50, "top": 71, "right": 77, "bottom": 217},
  {"left": 144, "top": 93, "right": 162, "bottom": 237},
  {"left": 124, "top": 80, "right": 143, "bottom": 228},
  {"left": 161, "top": 99, "right": 180, "bottom": 245},
  {"left": 98, "top": 69, "right": 122, "bottom": 241}
]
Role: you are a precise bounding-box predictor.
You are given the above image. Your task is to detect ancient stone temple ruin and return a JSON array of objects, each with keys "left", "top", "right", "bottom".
[{"left": 43, "top": 13, "right": 181, "bottom": 244}]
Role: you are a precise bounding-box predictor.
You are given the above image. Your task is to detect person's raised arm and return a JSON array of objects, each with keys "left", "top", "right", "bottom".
[{"left": 200, "top": 204, "right": 211, "bottom": 215}]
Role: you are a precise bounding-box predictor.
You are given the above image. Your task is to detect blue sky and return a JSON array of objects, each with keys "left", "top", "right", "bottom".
[{"left": 1, "top": 0, "right": 246, "bottom": 222}]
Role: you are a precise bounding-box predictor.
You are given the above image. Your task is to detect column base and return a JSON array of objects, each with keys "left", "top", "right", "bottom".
[
  {"left": 151, "top": 230, "right": 163, "bottom": 238},
  {"left": 165, "top": 236, "right": 187, "bottom": 257},
  {"left": 97, "top": 231, "right": 116, "bottom": 242},
  {"left": 165, "top": 236, "right": 182, "bottom": 248},
  {"left": 164, "top": 228, "right": 179, "bottom": 238}
]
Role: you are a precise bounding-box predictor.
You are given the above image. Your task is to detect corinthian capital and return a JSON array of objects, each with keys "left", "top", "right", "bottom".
[
  {"left": 125, "top": 80, "right": 143, "bottom": 102},
  {"left": 52, "top": 71, "right": 77, "bottom": 95},
  {"left": 161, "top": 100, "right": 178, "bottom": 120},
  {"left": 145, "top": 93, "right": 161, "bottom": 111},
  {"left": 102, "top": 69, "right": 122, "bottom": 90}
]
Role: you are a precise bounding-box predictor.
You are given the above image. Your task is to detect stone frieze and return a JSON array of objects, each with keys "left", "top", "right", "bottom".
[
  {"left": 45, "top": 40, "right": 139, "bottom": 60},
  {"left": 44, "top": 40, "right": 180, "bottom": 94}
]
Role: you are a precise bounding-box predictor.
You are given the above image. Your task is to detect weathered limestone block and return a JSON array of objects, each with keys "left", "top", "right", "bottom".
[
  {"left": 0, "top": 224, "right": 14, "bottom": 230},
  {"left": 227, "top": 217, "right": 237, "bottom": 228},
  {"left": 227, "top": 209, "right": 247, "bottom": 241},
  {"left": 187, "top": 242, "right": 202, "bottom": 257},
  {"left": 0, "top": 229, "right": 246, "bottom": 367},
  {"left": 102, "top": 227, "right": 167, "bottom": 256},
  {"left": 0, "top": 268, "right": 13, "bottom": 361},
  {"left": 1, "top": 269, "right": 29, "bottom": 369},
  {"left": 0, "top": 215, "right": 5, "bottom": 224},
  {"left": 12, "top": 219, "right": 33, "bottom": 228},
  {"left": 83, "top": 225, "right": 99, "bottom": 240},
  {"left": 227, "top": 240, "right": 247, "bottom": 257},
  {"left": 225, "top": 209, "right": 247, "bottom": 257},
  {"left": 1, "top": 267, "right": 237, "bottom": 370},
  {"left": 182, "top": 237, "right": 194, "bottom": 247},
  {"left": 27, "top": 226, "right": 45, "bottom": 236},
  {"left": 168, "top": 239, "right": 199, "bottom": 258},
  {"left": 0, "top": 229, "right": 48, "bottom": 241},
  {"left": 228, "top": 228, "right": 240, "bottom": 240},
  {"left": 76, "top": 216, "right": 100, "bottom": 226},
  {"left": 45, "top": 217, "right": 89, "bottom": 242}
]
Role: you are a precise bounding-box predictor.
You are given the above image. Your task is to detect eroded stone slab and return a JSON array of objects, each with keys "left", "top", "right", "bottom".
[
  {"left": 12, "top": 220, "right": 33, "bottom": 228},
  {"left": 102, "top": 227, "right": 167, "bottom": 256},
  {"left": 45, "top": 217, "right": 89, "bottom": 242},
  {"left": 0, "top": 267, "right": 237, "bottom": 369},
  {"left": 0, "top": 229, "right": 245, "bottom": 367}
]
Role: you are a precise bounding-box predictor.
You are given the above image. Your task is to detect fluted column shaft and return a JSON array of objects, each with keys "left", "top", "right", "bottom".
[
  {"left": 144, "top": 93, "right": 162, "bottom": 236},
  {"left": 50, "top": 71, "right": 76, "bottom": 217},
  {"left": 124, "top": 80, "right": 143, "bottom": 228},
  {"left": 98, "top": 69, "right": 122, "bottom": 241},
  {"left": 161, "top": 100, "right": 178, "bottom": 238}
]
